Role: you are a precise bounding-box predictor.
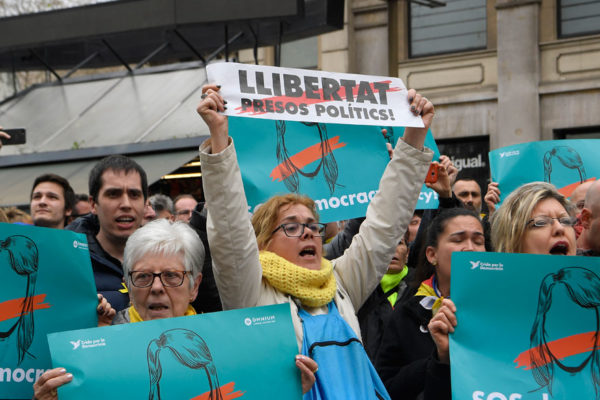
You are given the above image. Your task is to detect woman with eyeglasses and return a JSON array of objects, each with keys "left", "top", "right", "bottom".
[
  {"left": 197, "top": 84, "right": 434, "bottom": 399},
  {"left": 491, "top": 181, "right": 577, "bottom": 255},
  {"left": 32, "top": 219, "right": 205, "bottom": 400},
  {"left": 114, "top": 218, "right": 204, "bottom": 323}
]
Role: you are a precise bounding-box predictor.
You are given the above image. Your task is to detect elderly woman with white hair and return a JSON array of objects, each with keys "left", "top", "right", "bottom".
[
  {"left": 113, "top": 218, "right": 204, "bottom": 323},
  {"left": 33, "top": 219, "right": 207, "bottom": 400}
]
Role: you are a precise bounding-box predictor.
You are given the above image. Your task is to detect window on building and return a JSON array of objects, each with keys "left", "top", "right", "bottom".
[
  {"left": 280, "top": 37, "right": 318, "bottom": 69},
  {"left": 554, "top": 126, "right": 600, "bottom": 139},
  {"left": 558, "top": 0, "right": 600, "bottom": 38},
  {"left": 409, "top": 0, "right": 487, "bottom": 57}
]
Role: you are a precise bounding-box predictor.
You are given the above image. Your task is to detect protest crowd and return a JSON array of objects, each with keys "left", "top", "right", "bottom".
[{"left": 1, "top": 65, "right": 599, "bottom": 400}]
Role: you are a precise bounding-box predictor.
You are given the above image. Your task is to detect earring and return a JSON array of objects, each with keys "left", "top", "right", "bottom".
[{"left": 432, "top": 261, "right": 437, "bottom": 266}]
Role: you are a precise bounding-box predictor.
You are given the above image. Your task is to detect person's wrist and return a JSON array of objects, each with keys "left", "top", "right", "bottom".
[
  {"left": 400, "top": 136, "right": 425, "bottom": 152},
  {"left": 438, "top": 189, "right": 452, "bottom": 198}
]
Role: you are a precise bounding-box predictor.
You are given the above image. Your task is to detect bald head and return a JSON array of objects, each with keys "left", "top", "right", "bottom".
[
  {"left": 584, "top": 180, "right": 600, "bottom": 212},
  {"left": 580, "top": 180, "right": 600, "bottom": 252},
  {"left": 570, "top": 180, "right": 595, "bottom": 211}
]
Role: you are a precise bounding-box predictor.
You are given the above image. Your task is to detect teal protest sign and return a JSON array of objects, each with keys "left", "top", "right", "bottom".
[
  {"left": 489, "top": 139, "right": 600, "bottom": 203},
  {"left": 450, "top": 252, "right": 600, "bottom": 400},
  {"left": 0, "top": 223, "right": 97, "bottom": 400},
  {"left": 48, "top": 304, "right": 301, "bottom": 400},
  {"left": 229, "top": 117, "right": 440, "bottom": 222}
]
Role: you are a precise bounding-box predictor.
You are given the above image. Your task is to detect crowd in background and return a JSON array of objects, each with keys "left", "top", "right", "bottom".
[{"left": 1, "top": 85, "right": 599, "bottom": 400}]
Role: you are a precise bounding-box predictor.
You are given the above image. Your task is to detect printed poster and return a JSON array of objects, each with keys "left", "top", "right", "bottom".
[
  {"left": 48, "top": 303, "right": 301, "bottom": 400},
  {"left": 0, "top": 223, "right": 98, "bottom": 400},
  {"left": 206, "top": 62, "right": 424, "bottom": 128},
  {"left": 450, "top": 252, "right": 600, "bottom": 400},
  {"left": 489, "top": 139, "right": 600, "bottom": 203},
  {"left": 229, "top": 117, "right": 441, "bottom": 222}
]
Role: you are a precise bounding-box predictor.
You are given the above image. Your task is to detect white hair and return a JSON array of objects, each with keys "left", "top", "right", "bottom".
[{"left": 123, "top": 219, "right": 205, "bottom": 290}]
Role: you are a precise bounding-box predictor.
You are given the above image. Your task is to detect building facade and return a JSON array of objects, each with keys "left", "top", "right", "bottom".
[{"left": 241, "top": 0, "right": 600, "bottom": 153}]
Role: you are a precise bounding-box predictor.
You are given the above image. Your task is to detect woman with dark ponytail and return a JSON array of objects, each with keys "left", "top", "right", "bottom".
[{"left": 376, "top": 208, "right": 486, "bottom": 400}]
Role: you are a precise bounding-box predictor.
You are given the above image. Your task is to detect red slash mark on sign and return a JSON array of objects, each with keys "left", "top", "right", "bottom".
[
  {"left": 270, "top": 136, "right": 347, "bottom": 182},
  {"left": 190, "top": 382, "right": 245, "bottom": 400},
  {"left": 514, "top": 331, "right": 600, "bottom": 370},
  {"left": 0, "top": 294, "right": 51, "bottom": 322},
  {"left": 557, "top": 177, "right": 596, "bottom": 198}
]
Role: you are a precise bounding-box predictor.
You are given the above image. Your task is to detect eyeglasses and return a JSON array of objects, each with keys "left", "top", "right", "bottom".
[
  {"left": 527, "top": 216, "right": 577, "bottom": 229},
  {"left": 272, "top": 222, "right": 327, "bottom": 237},
  {"left": 129, "top": 270, "right": 187, "bottom": 288}
]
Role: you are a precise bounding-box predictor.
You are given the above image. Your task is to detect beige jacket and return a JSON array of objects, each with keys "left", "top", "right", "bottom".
[{"left": 200, "top": 137, "right": 432, "bottom": 350}]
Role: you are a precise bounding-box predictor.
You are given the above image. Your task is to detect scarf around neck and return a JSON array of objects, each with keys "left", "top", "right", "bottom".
[
  {"left": 259, "top": 250, "right": 337, "bottom": 308},
  {"left": 380, "top": 266, "right": 408, "bottom": 306},
  {"left": 415, "top": 275, "right": 444, "bottom": 315},
  {"left": 128, "top": 304, "right": 196, "bottom": 323}
]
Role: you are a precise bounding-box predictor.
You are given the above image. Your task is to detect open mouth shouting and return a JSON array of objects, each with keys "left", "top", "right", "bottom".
[
  {"left": 549, "top": 241, "right": 570, "bottom": 256},
  {"left": 299, "top": 245, "right": 317, "bottom": 259},
  {"left": 116, "top": 215, "right": 136, "bottom": 228}
]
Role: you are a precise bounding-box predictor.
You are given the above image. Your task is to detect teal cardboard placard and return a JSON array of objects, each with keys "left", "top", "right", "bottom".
[
  {"left": 48, "top": 304, "right": 301, "bottom": 400},
  {"left": 489, "top": 139, "right": 600, "bottom": 203},
  {"left": 0, "top": 223, "right": 98, "bottom": 400},
  {"left": 450, "top": 252, "right": 600, "bottom": 400},
  {"left": 229, "top": 117, "right": 441, "bottom": 223}
]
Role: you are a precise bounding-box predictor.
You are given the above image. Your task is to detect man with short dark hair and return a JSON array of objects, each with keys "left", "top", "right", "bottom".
[
  {"left": 66, "top": 193, "right": 93, "bottom": 224},
  {"left": 452, "top": 178, "right": 482, "bottom": 215},
  {"left": 74, "top": 193, "right": 92, "bottom": 215},
  {"left": 30, "top": 173, "right": 76, "bottom": 229},
  {"left": 67, "top": 155, "right": 147, "bottom": 311}
]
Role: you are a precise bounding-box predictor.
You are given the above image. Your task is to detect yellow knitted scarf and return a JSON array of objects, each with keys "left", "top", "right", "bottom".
[
  {"left": 128, "top": 304, "right": 196, "bottom": 323},
  {"left": 259, "top": 250, "right": 337, "bottom": 308}
]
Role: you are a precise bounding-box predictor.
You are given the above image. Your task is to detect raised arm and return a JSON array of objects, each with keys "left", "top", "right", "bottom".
[
  {"left": 197, "top": 85, "right": 263, "bottom": 310},
  {"left": 402, "top": 89, "right": 434, "bottom": 150},
  {"left": 333, "top": 90, "right": 435, "bottom": 309},
  {"left": 197, "top": 85, "right": 228, "bottom": 153},
  {"left": 484, "top": 181, "right": 501, "bottom": 216}
]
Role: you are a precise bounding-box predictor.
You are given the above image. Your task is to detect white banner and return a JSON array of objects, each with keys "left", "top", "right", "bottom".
[{"left": 206, "top": 62, "right": 424, "bottom": 128}]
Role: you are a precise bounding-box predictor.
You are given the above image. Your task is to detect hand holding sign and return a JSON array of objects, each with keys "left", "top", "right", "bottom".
[
  {"left": 295, "top": 355, "right": 318, "bottom": 394},
  {"left": 96, "top": 294, "right": 115, "bottom": 327},
  {"left": 428, "top": 298, "right": 457, "bottom": 364},
  {"left": 401, "top": 89, "right": 433, "bottom": 151},
  {"left": 33, "top": 368, "right": 72, "bottom": 400},
  {"left": 197, "top": 84, "right": 228, "bottom": 154},
  {"left": 198, "top": 84, "right": 434, "bottom": 155}
]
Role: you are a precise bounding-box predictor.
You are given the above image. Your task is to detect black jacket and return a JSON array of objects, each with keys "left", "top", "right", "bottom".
[
  {"left": 66, "top": 214, "right": 130, "bottom": 312},
  {"left": 188, "top": 202, "right": 223, "bottom": 313},
  {"left": 375, "top": 295, "right": 451, "bottom": 400},
  {"left": 357, "top": 270, "right": 412, "bottom": 363},
  {"left": 324, "top": 217, "right": 365, "bottom": 260}
]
